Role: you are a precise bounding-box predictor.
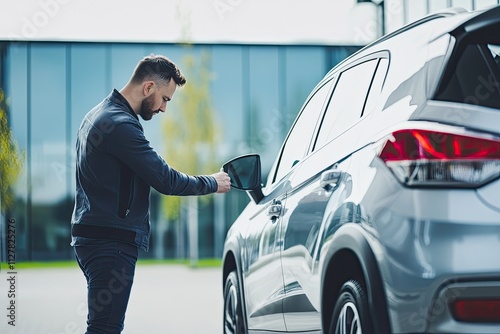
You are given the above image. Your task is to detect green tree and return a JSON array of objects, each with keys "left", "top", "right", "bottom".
[
  {"left": 0, "top": 89, "right": 23, "bottom": 213},
  {"left": 161, "top": 51, "right": 220, "bottom": 221},
  {"left": 157, "top": 50, "right": 222, "bottom": 261}
]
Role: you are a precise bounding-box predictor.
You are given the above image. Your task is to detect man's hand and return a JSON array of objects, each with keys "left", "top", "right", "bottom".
[{"left": 212, "top": 171, "right": 231, "bottom": 193}]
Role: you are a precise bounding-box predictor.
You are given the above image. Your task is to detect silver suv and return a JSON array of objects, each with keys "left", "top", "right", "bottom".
[{"left": 221, "top": 5, "right": 500, "bottom": 334}]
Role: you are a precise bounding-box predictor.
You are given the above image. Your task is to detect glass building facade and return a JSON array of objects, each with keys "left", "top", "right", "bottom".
[{"left": 0, "top": 41, "right": 361, "bottom": 261}]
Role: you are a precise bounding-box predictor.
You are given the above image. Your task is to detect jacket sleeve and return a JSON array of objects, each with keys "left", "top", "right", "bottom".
[{"left": 106, "top": 121, "right": 218, "bottom": 196}]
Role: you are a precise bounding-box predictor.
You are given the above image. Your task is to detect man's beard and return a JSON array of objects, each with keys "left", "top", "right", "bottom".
[{"left": 139, "top": 94, "right": 158, "bottom": 121}]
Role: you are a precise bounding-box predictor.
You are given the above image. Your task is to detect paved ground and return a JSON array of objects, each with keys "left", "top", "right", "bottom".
[{"left": 0, "top": 264, "right": 223, "bottom": 334}]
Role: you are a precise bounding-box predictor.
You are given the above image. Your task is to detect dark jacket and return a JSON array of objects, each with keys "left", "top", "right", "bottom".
[{"left": 71, "top": 89, "right": 218, "bottom": 251}]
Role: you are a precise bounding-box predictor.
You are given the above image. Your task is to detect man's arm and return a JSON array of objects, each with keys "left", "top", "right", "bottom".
[{"left": 108, "top": 122, "right": 230, "bottom": 195}]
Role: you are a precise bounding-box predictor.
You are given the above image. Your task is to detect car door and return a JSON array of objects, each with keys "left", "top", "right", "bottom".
[
  {"left": 242, "top": 186, "right": 288, "bottom": 332},
  {"left": 279, "top": 56, "right": 388, "bottom": 331},
  {"left": 242, "top": 78, "right": 335, "bottom": 332}
]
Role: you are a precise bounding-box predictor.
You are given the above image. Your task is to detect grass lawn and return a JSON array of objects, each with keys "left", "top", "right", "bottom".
[{"left": 1, "top": 258, "right": 222, "bottom": 270}]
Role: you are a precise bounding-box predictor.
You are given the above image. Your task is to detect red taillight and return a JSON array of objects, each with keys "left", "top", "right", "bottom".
[
  {"left": 451, "top": 299, "right": 500, "bottom": 323},
  {"left": 378, "top": 129, "right": 500, "bottom": 187}
]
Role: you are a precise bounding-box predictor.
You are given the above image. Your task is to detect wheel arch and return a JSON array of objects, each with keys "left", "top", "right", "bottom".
[
  {"left": 321, "top": 224, "right": 391, "bottom": 333},
  {"left": 222, "top": 250, "right": 238, "bottom": 290}
]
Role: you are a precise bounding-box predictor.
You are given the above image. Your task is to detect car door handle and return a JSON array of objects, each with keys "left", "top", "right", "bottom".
[
  {"left": 320, "top": 169, "right": 342, "bottom": 190},
  {"left": 267, "top": 200, "right": 282, "bottom": 220}
]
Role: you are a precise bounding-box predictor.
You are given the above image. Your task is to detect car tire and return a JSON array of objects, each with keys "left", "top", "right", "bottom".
[
  {"left": 329, "top": 279, "right": 374, "bottom": 334},
  {"left": 223, "top": 271, "right": 245, "bottom": 334}
]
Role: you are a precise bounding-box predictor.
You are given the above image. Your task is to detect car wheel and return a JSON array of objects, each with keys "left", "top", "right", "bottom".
[
  {"left": 223, "top": 271, "right": 245, "bottom": 334},
  {"left": 329, "top": 279, "right": 373, "bottom": 334}
]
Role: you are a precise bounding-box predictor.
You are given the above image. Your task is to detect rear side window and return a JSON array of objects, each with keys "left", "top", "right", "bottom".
[
  {"left": 436, "top": 30, "right": 500, "bottom": 109},
  {"left": 314, "top": 59, "right": 379, "bottom": 149}
]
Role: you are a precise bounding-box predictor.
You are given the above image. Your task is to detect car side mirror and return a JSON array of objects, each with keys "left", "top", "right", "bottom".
[{"left": 222, "top": 154, "right": 264, "bottom": 203}]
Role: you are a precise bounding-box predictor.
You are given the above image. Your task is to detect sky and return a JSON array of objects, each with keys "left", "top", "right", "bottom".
[
  {"left": 2, "top": 0, "right": 499, "bottom": 45},
  {"left": 0, "top": 0, "right": 391, "bottom": 45}
]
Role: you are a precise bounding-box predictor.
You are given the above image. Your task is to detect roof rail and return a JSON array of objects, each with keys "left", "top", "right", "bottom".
[
  {"left": 365, "top": 6, "right": 470, "bottom": 49},
  {"left": 425, "top": 7, "right": 469, "bottom": 16},
  {"left": 325, "top": 6, "right": 471, "bottom": 76}
]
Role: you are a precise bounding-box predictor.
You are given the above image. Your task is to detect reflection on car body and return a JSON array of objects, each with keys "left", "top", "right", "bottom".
[{"left": 222, "top": 5, "right": 500, "bottom": 334}]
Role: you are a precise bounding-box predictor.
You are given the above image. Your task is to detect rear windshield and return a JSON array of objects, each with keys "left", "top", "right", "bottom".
[{"left": 436, "top": 25, "right": 500, "bottom": 109}]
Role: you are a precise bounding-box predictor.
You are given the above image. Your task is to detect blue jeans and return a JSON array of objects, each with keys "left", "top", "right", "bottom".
[{"left": 74, "top": 240, "right": 138, "bottom": 334}]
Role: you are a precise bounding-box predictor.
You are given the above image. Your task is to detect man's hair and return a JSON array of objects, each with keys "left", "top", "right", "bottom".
[{"left": 130, "top": 54, "right": 187, "bottom": 87}]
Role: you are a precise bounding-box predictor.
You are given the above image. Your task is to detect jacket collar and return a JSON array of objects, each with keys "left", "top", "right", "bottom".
[{"left": 110, "top": 89, "right": 139, "bottom": 120}]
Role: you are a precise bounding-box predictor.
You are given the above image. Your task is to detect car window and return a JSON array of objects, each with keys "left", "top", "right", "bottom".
[
  {"left": 436, "top": 35, "right": 500, "bottom": 109},
  {"left": 314, "top": 59, "right": 379, "bottom": 150},
  {"left": 272, "top": 79, "right": 334, "bottom": 183}
]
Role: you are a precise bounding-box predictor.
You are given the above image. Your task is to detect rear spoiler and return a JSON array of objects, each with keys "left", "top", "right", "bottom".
[{"left": 451, "top": 5, "right": 500, "bottom": 36}]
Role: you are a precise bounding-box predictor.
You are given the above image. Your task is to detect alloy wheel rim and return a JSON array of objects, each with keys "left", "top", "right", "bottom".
[
  {"left": 224, "top": 284, "right": 238, "bottom": 334},
  {"left": 336, "top": 301, "right": 361, "bottom": 334}
]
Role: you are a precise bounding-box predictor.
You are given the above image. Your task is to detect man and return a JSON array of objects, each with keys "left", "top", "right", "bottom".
[{"left": 71, "top": 54, "right": 231, "bottom": 333}]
